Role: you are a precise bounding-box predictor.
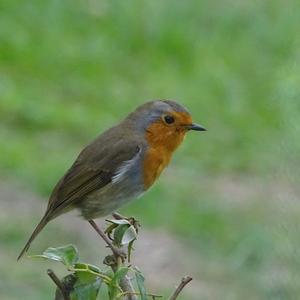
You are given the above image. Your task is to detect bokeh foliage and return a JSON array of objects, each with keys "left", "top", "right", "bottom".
[{"left": 1, "top": 0, "right": 300, "bottom": 190}]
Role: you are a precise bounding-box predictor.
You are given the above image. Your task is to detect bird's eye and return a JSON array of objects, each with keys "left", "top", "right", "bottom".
[{"left": 163, "top": 115, "right": 175, "bottom": 124}]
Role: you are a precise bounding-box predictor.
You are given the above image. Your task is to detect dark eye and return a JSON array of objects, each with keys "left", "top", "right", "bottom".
[{"left": 164, "top": 115, "right": 175, "bottom": 124}]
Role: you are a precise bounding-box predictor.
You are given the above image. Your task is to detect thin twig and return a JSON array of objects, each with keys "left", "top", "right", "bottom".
[
  {"left": 88, "top": 220, "right": 126, "bottom": 260},
  {"left": 120, "top": 291, "right": 162, "bottom": 299},
  {"left": 91, "top": 218, "right": 137, "bottom": 299},
  {"left": 89, "top": 220, "right": 114, "bottom": 248},
  {"left": 112, "top": 212, "right": 125, "bottom": 220},
  {"left": 168, "top": 276, "right": 193, "bottom": 300},
  {"left": 47, "top": 269, "right": 70, "bottom": 300}
]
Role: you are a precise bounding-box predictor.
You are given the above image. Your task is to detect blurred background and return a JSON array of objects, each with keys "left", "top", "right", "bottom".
[{"left": 1, "top": 0, "right": 300, "bottom": 299}]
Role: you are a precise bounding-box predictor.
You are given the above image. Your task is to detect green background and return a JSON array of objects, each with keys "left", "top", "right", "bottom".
[{"left": 1, "top": 0, "right": 300, "bottom": 299}]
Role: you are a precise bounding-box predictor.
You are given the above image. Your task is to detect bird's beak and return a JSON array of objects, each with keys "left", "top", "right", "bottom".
[{"left": 186, "top": 123, "right": 207, "bottom": 131}]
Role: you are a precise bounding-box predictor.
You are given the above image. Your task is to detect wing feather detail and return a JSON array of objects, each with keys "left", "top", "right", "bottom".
[{"left": 46, "top": 140, "right": 141, "bottom": 218}]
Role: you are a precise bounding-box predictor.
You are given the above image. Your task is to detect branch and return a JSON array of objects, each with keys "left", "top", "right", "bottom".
[
  {"left": 120, "top": 275, "right": 138, "bottom": 300},
  {"left": 109, "top": 258, "right": 138, "bottom": 300},
  {"left": 121, "top": 291, "right": 162, "bottom": 299},
  {"left": 112, "top": 212, "right": 125, "bottom": 220},
  {"left": 91, "top": 217, "right": 137, "bottom": 300},
  {"left": 168, "top": 276, "right": 193, "bottom": 300},
  {"left": 47, "top": 269, "right": 70, "bottom": 300},
  {"left": 88, "top": 220, "right": 126, "bottom": 260}
]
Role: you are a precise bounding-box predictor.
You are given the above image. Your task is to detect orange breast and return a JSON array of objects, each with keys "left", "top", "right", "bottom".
[
  {"left": 143, "top": 146, "right": 171, "bottom": 189},
  {"left": 142, "top": 121, "right": 186, "bottom": 189}
]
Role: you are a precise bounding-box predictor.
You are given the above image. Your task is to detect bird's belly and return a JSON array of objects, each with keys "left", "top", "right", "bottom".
[{"left": 77, "top": 178, "right": 144, "bottom": 220}]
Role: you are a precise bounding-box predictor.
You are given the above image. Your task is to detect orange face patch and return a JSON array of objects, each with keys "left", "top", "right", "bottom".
[
  {"left": 171, "top": 111, "right": 193, "bottom": 127},
  {"left": 142, "top": 111, "right": 192, "bottom": 189}
]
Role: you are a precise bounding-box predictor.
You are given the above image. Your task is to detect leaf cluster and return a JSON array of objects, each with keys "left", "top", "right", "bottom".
[
  {"left": 30, "top": 217, "right": 190, "bottom": 299},
  {"left": 31, "top": 218, "right": 148, "bottom": 300}
]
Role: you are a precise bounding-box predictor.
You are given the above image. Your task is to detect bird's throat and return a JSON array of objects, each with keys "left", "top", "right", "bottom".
[{"left": 142, "top": 122, "right": 186, "bottom": 189}]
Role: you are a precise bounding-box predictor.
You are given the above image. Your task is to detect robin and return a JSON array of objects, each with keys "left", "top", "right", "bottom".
[{"left": 18, "top": 100, "right": 206, "bottom": 260}]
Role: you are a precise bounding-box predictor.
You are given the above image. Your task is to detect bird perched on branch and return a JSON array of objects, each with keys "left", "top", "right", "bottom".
[{"left": 18, "top": 100, "right": 206, "bottom": 260}]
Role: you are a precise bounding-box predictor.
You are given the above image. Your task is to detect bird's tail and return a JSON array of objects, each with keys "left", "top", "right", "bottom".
[{"left": 17, "top": 214, "right": 50, "bottom": 260}]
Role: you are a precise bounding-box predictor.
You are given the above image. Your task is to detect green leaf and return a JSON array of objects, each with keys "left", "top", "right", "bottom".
[
  {"left": 105, "top": 223, "right": 118, "bottom": 237},
  {"left": 113, "top": 224, "right": 130, "bottom": 247},
  {"left": 107, "top": 219, "right": 131, "bottom": 225},
  {"left": 128, "top": 240, "right": 135, "bottom": 263},
  {"left": 112, "top": 267, "right": 129, "bottom": 284},
  {"left": 30, "top": 244, "right": 79, "bottom": 267},
  {"left": 72, "top": 272, "right": 102, "bottom": 300},
  {"left": 108, "top": 267, "right": 129, "bottom": 300},
  {"left": 134, "top": 267, "right": 147, "bottom": 300},
  {"left": 73, "top": 263, "right": 112, "bottom": 285},
  {"left": 74, "top": 263, "right": 101, "bottom": 273},
  {"left": 55, "top": 272, "right": 102, "bottom": 300},
  {"left": 122, "top": 225, "right": 137, "bottom": 245},
  {"left": 71, "top": 280, "right": 101, "bottom": 300},
  {"left": 76, "top": 271, "right": 97, "bottom": 285}
]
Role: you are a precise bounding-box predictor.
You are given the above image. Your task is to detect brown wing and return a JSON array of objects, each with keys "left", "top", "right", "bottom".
[{"left": 46, "top": 139, "right": 141, "bottom": 219}]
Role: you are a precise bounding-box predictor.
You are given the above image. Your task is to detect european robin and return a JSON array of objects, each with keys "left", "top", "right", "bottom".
[{"left": 18, "top": 100, "right": 206, "bottom": 259}]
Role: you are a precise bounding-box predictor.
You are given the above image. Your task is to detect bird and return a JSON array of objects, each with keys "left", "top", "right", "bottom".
[{"left": 18, "top": 100, "right": 206, "bottom": 260}]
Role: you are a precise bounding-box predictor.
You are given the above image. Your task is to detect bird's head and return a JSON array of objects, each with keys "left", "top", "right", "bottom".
[{"left": 127, "top": 100, "right": 206, "bottom": 152}]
